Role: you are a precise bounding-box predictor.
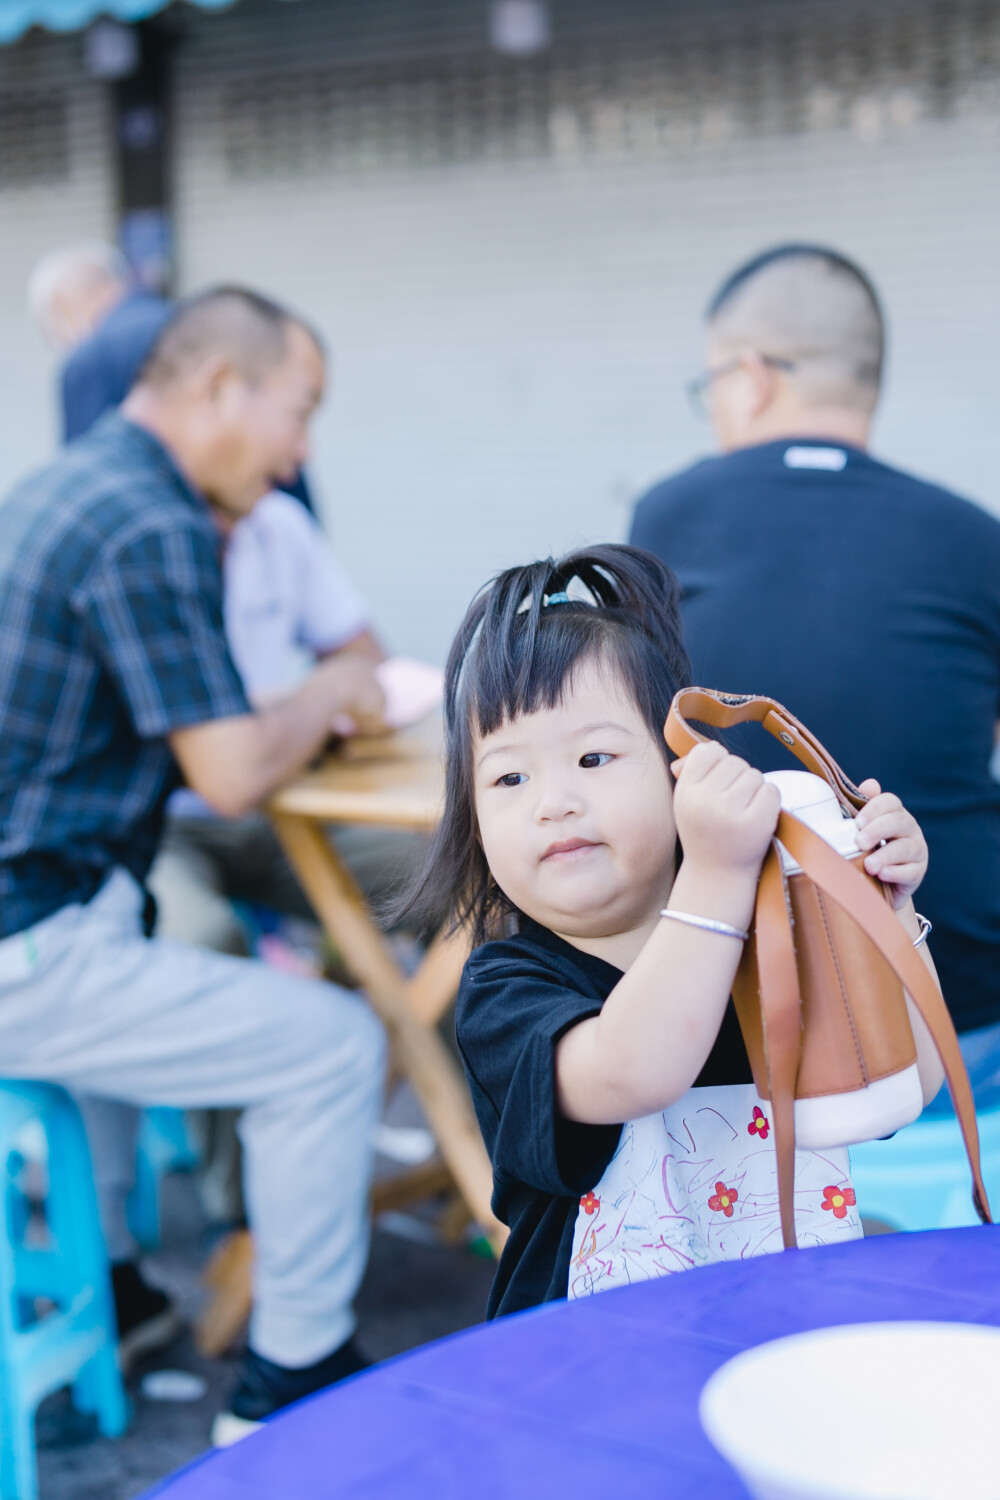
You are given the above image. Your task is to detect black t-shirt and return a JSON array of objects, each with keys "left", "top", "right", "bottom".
[
  {"left": 630, "top": 439, "right": 1000, "bottom": 1032},
  {"left": 455, "top": 919, "right": 751, "bottom": 1318}
]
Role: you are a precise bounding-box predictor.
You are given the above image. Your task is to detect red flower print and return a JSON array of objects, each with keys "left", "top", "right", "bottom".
[
  {"left": 580, "top": 1191, "right": 600, "bottom": 1216},
  {"left": 747, "top": 1106, "right": 770, "bottom": 1140},
  {"left": 708, "top": 1181, "right": 739, "bottom": 1218},
  {"left": 821, "top": 1184, "right": 857, "bottom": 1220}
]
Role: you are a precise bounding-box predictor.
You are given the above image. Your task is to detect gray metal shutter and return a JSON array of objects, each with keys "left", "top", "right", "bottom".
[
  {"left": 174, "top": 0, "right": 1000, "bottom": 662},
  {"left": 0, "top": 29, "right": 114, "bottom": 492}
]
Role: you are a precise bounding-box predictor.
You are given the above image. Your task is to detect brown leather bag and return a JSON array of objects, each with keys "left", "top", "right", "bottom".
[{"left": 664, "top": 687, "right": 993, "bottom": 1249}]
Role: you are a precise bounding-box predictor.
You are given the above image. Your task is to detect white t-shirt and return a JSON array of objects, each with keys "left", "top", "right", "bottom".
[
  {"left": 223, "top": 490, "right": 370, "bottom": 701},
  {"left": 167, "top": 491, "right": 370, "bottom": 819}
]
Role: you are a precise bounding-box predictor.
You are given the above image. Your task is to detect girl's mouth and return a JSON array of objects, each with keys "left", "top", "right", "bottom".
[{"left": 541, "top": 838, "right": 601, "bottom": 862}]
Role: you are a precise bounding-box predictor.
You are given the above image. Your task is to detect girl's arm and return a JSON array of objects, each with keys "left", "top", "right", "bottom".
[{"left": 556, "top": 742, "right": 780, "bottom": 1126}]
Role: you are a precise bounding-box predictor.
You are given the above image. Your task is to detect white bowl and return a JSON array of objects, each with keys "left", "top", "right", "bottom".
[{"left": 700, "top": 1321, "right": 1000, "bottom": 1500}]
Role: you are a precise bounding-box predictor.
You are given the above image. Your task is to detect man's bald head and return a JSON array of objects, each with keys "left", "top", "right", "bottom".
[
  {"left": 707, "top": 245, "right": 885, "bottom": 417},
  {"left": 28, "top": 241, "right": 131, "bottom": 351},
  {"left": 139, "top": 286, "right": 323, "bottom": 392}
]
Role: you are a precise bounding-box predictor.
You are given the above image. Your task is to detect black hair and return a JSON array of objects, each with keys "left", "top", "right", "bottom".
[
  {"left": 400, "top": 543, "right": 691, "bottom": 945},
  {"left": 140, "top": 285, "right": 325, "bottom": 389}
]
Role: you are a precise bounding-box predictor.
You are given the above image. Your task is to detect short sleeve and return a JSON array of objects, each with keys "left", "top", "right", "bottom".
[
  {"left": 79, "top": 518, "right": 250, "bottom": 738},
  {"left": 282, "top": 499, "right": 370, "bottom": 652},
  {"left": 456, "top": 951, "right": 622, "bottom": 1200}
]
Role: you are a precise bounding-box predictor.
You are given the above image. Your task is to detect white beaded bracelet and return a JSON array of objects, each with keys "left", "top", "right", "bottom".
[{"left": 659, "top": 909, "right": 749, "bottom": 942}]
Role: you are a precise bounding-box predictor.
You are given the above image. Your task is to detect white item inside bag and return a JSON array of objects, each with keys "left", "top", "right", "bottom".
[{"left": 760, "top": 770, "right": 924, "bottom": 1149}]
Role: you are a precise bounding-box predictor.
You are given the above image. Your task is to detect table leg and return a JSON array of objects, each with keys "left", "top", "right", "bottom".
[
  {"left": 405, "top": 926, "right": 471, "bottom": 1026},
  {"left": 197, "top": 1228, "right": 254, "bottom": 1358},
  {"left": 270, "top": 812, "right": 506, "bottom": 1254}
]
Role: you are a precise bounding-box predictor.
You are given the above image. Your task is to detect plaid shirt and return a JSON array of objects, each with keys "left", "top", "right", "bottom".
[{"left": 0, "top": 413, "right": 250, "bottom": 938}]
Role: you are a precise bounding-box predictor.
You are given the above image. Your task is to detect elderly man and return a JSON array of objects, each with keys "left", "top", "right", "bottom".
[
  {"left": 631, "top": 243, "right": 1000, "bottom": 1099},
  {"left": 27, "top": 241, "right": 172, "bottom": 443},
  {"left": 0, "top": 287, "right": 386, "bottom": 1444}
]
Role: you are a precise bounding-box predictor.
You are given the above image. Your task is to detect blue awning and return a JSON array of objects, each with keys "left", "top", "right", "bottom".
[{"left": 0, "top": 0, "right": 235, "bottom": 44}]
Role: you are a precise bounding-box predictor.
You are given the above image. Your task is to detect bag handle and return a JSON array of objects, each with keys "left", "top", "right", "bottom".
[
  {"left": 665, "top": 687, "right": 992, "bottom": 1247},
  {"left": 665, "top": 687, "right": 866, "bottom": 815}
]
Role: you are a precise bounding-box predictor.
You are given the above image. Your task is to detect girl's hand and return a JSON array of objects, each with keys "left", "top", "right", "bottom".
[
  {"left": 854, "top": 779, "right": 928, "bottom": 909},
  {"left": 670, "top": 742, "right": 781, "bottom": 877}
]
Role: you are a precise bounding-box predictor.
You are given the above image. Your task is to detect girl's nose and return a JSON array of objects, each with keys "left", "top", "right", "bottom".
[{"left": 534, "top": 781, "right": 584, "bottom": 822}]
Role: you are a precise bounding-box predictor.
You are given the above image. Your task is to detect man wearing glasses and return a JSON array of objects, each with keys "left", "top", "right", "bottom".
[{"left": 630, "top": 243, "right": 1000, "bottom": 1105}]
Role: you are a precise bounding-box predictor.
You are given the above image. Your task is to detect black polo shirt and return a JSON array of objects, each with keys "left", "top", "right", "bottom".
[
  {"left": 456, "top": 920, "right": 751, "bottom": 1318},
  {"left": 630, "top": 438, "right": 1000, "bottom": 1032}
]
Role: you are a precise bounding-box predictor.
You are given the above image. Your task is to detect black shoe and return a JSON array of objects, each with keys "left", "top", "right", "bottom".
[
  {"left": 211, "top": 1338, "right": 370, "bottom": 1448},
  {"left": 111, "top": 1261, "right": 182, "bottom": 1374}
]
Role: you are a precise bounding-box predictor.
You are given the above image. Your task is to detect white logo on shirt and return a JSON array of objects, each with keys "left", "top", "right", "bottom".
[{"left": 783, "top": 446, "right": 848, "bottom": 471}]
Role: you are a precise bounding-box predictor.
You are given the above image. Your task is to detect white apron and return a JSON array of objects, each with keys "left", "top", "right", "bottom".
[{"left": 568, "top": 1083, "right": 862, "bottom": 1299}]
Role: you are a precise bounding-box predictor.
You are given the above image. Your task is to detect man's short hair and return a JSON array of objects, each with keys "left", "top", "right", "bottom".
[
  {"left": 706, "top": 244, "right": 885, "bottom": 412},
  {"left": 27, "top": 241, "right": 130, "bottom": 333},
  {"left": 139, "top": 286, "right": 324, "bottom": 389}
]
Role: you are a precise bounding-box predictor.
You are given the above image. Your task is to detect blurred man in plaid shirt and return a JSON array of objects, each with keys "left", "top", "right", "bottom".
[{"left": 0, "top": 287, "right": 387, "bottom": 1446}]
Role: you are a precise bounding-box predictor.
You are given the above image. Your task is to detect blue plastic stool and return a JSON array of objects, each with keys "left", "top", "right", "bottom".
[
  {"left": 850, "top": 1100, "right": 1000, "bottom": 1231},
  {"left": 0, "top": 1081, "right": 128, "bottom": 1500},
  {"left": 127, "top": 1106, "right": 200, "bottom": 1251}
]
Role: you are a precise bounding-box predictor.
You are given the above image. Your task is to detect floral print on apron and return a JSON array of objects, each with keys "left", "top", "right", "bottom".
[{"left": 568, "top": 1083, "right": 861, "bottom": 1299}]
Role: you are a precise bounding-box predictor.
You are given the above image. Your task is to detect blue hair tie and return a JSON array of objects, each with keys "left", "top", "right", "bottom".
[{"left": 543, "top": 591, "right": 571, "bottom": 606}]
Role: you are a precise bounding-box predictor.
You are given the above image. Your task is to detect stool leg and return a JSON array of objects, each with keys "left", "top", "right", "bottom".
[
  {"left": 0, "top": 1120, "right": 38, "bottom": 1500},
  {"left": 0, "top": 1402, "right": 38, "bottom": 1500},
  {"left": 0, "top": 1290, "right": 38, "bottom": 1500},
  {"left": 74, "top": 1347, "right": 129, "bottom": 1438},
  {"left": 73, "top": 1356, "right": 99, "bottom": 1414},
  {"left": 45, "top": 1093, "right": 128, "bottom": 1437}
]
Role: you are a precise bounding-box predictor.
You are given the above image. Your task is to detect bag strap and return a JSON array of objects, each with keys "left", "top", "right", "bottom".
[
  {"left": 665, "top": 687, "right": 866, "bottom": 815},
  {"left": 754, "top": 843, "right": 802, "bottom": 1250},
  {"left": 776, "top": 813, "right": 992, "bottom": 1227}
]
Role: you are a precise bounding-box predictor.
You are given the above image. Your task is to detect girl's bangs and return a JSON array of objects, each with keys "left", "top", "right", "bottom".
[{"left": 464, "top": 611, "right": 621, "bottom": 740}]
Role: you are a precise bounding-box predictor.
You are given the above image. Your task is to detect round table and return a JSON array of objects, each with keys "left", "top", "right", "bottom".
[{"left": 147, "top": 1226, "right": 1000, "bottom": 1499}]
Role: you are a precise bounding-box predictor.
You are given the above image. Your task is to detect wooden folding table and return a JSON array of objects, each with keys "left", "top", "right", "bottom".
[{"left": 196, "top": 720, "right": 506, "bottom": 1357}]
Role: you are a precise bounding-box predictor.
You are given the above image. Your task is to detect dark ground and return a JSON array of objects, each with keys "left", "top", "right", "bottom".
[{"left": 36, "top": 1171, "right": 496, "bottom": 1500}]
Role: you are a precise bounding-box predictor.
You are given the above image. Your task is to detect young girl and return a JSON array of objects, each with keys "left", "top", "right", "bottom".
[{"left": 409, "top": 544, "right": 945, "bottom": 1318}]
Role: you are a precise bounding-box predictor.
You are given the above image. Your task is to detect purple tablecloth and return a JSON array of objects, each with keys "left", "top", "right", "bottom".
[{"left": 148, "top": 1226, "right": 1000, "bottom": 1499}]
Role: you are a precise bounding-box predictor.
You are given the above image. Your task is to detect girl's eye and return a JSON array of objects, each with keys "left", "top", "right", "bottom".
[
  {"left": 496, "top": 772, "right": 526, "bottom": 788},
  {"left": 579, "top": 752, "right": 613, "bottom": 770}
]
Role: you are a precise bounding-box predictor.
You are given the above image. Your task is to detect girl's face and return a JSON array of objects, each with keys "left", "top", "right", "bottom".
[{"left": 473, "top": 655, "right": 678, "bottom": 942}]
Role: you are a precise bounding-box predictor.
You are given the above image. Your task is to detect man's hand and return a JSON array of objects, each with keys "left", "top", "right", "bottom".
[
  {"left": 170, "top": 653, "right": 385, "bottom": 819},
  {"left": 670, "top": 741, "right": 781, "bottom": 877},
  {"left": 325, "top": 655, "right": 385, "bottom": 735},
  {"left": 854, "top": 779, "right": 928, "bottom": 909}
]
